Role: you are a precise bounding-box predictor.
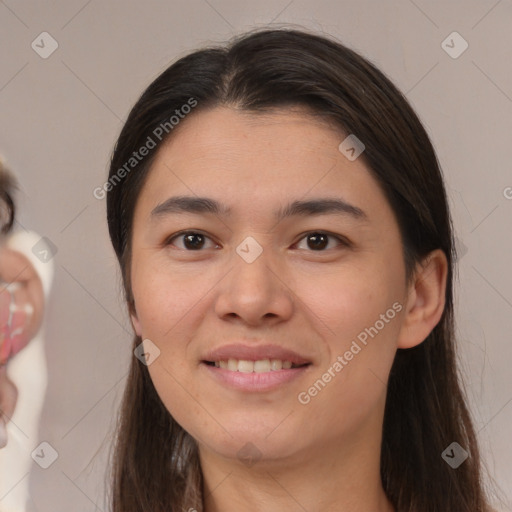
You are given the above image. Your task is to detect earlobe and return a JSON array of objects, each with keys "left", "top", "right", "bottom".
[{"left": 397, "top": 249, "right": 448, "bottom": 350}]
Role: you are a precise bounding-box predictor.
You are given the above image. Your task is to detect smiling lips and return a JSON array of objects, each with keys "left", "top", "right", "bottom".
[{"left": 201, "top": 343, "right": 312, "bottom": 391}]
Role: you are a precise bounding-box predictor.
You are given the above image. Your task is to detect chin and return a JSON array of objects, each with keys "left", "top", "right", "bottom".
[{"left": 194, "top": 420, "right": 307, "bottom": 467}]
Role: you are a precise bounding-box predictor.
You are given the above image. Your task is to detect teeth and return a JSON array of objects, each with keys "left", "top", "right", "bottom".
[
  {"left": 254, "top": 359, "right": 270, "bottom": 372},
  {"left": 270, "top": 359, "right": 282, "bottom": 370},
  {"left": 238, "top": 360, "right": 254, "bottom": 373},
  {"left": 213, "top": 359, "right": 299, "bottom": 372}
]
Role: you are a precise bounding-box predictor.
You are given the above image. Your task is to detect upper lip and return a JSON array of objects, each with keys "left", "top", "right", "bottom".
[{"left": 202, "top": 344, "right": 312, "bottom": 365}]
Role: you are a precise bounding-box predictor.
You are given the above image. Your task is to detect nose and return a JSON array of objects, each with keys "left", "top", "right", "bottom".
[{"left": 213, "top": 247, "right": 294, "bottom": 327}]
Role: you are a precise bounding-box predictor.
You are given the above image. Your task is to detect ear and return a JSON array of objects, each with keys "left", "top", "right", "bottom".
[
  {"left": 129, "top": 300, "right": 142, "bottom": 337},
  {"left": 397, "top": 249, "right": 448, "bottom": 349}
]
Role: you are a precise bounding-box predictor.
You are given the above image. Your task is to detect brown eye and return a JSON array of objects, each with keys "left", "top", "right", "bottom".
[
  {"left": 295, "top": 232, "right": 347, "bottom": 251},
  {"left": 166, "top": 231, "right": 218, "bottom": 251}
]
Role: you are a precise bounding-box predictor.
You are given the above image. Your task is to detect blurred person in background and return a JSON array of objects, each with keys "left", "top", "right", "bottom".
[{"left": 0, "top": 158, "right": 53, "bottom": 512}]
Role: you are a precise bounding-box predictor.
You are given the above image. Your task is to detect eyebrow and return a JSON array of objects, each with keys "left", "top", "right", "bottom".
[{"left": 150, "top": 195, "right": 368, "bottom": 223}]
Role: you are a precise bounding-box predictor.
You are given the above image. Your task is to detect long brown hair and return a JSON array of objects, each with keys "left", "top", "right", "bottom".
[{"left": 106, "top": 28, "right": 494, "bottom": 511}]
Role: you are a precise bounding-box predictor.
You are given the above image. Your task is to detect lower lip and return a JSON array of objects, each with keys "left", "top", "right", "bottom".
[{"left": 201, "top": 363, "right": 310, "bottom": 392}]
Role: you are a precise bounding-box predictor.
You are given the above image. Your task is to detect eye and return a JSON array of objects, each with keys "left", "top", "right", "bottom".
[
  {"left": 294, "top": 231, "right": 349, "bottom": 251},
  {"left": 165, "top": 231, "right": 219, "bottom": 251}
]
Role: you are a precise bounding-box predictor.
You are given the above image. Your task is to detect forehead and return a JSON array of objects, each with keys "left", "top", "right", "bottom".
[
  {"left": 134, "top": 107, "right": 394, "bottom": 227},
  {"left": 161, "top": 106, "right": 344, "bottom": 163}
]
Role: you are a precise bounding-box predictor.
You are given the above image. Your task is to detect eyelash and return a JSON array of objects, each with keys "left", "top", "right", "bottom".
[{"left": 164, "top": 230, "right": 350, "bottom": 252}]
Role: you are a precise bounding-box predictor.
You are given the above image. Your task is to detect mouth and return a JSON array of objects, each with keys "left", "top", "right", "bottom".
[{"left": 200, "top": 344, "right": 313, "bottom": 392}]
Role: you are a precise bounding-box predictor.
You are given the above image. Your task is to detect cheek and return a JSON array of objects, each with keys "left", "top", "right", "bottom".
[
  {"left": 132, "top": 265, "right": 206, "bottom": 339},
  {"left": 297, "top": 264, "right": 401, "bottom": 347},
  {"left": 294, "top": 267, "right": 402, "bottom": 411}
]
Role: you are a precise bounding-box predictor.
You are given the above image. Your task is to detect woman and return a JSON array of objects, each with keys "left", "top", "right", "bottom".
[{"left": 106, "top": 28, "right": 495, "bottom": 511}]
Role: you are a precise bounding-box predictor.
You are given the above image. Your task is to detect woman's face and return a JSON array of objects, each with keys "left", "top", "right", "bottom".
[{"left": 129, "top": 107, "right": 411, "bottom": 465}]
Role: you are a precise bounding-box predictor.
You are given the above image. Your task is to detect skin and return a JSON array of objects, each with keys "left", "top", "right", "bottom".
[
  {"left": 0, "top": 244, "right": 44, "bottom": 447},
  {"left": 129, "top": 107, "right": 448, "bottom": 511}
]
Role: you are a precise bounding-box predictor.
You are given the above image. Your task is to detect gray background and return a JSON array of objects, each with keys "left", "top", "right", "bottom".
[{"left": 1, "top": 0, "right": 511, "bottom": 510}]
